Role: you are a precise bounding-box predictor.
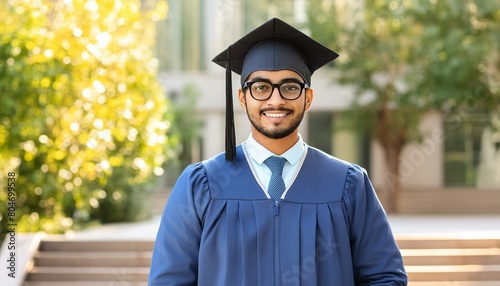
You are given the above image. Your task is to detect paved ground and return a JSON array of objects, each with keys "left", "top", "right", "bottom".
[
  {"left": 389, "top": 215, "right": 500, "bottom": 238},
  {"left": 63, "top": 214, "right": 500, "bottom": 240}
]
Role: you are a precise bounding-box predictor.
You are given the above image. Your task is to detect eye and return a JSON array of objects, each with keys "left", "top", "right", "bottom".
[
  {"left": 281, "top": 83, "right": 300, "bottom": 92},
  {"left": 252, "top": 82, "right": 271, "bottom": 93}
]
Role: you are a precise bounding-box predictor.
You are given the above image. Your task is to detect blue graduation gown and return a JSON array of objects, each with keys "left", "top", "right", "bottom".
[{"left": 149, "top": 146, "right": 407, "bottom": 285}]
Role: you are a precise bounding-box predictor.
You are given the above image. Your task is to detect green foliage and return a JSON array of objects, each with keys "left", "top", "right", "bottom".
[
  {"left": 309, "top": 0, "right": 500, "bottom": 136},
  {"left": 0, "top": 0, "right": 174, "bottom": 235},
  {"left": 406, "top": 0, "right": 500, "bottom": 110},
  {"left": 308, "top": 0, "right": 500, "bottom": 211}
]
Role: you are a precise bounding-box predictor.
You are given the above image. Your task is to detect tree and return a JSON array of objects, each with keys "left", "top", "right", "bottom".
[
  {"left": 308, "top": 0, "right": 500, "bottom": 212},
  {"left": 0, "top": 0, "right": 174, "bottom": 236}
]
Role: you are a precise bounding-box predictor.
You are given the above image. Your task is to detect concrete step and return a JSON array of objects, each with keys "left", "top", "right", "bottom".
[
  {"left": 34, "top": 251, "right": 152, "bottom": 267},
  {"left": 402, "top": 248, "right": 500, "bottom": 265},
  {"left": 25, "top": 266, "right": 149, "bottom": 282},
  {"left": 24, "top": 239, "right": 154, "bottom": 283},
  {"left": 24, "top": 282, "right": 147, "bottom": 286},
  {"left": 397, "top": 237, "right": 500, "bottom": 286},
  {"left": 22, "top": 281, "right": 500, "bottom": 286},
  {"left": 396, "top": 237, "right": 500, "bottom": 249},
  {"left": 409, "top": 282, "right": 500, "bottom": 286},
  {"left": 23, "top": 237, "right": 500, "bottom": 284},
  {"left": 39, "top": 240, "right": 154, "bottom": 252},
  {"left": 399, "top": 237, "right": 500, "bottom": 282},
  {"left": 406, "top": 264, "right": 500, "bottom": 281}
]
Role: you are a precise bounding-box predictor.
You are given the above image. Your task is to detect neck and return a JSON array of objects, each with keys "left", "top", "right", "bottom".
[{"left": 252, "top": 129, "right": 299, "bottom": 155}]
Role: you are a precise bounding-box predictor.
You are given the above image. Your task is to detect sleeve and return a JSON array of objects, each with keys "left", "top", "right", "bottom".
[
  {"left": 343, "top": 165, "right": 408, "bottom": 286},
  {"left": 148, "top": 163, "right": 211, "bottom": 286}
]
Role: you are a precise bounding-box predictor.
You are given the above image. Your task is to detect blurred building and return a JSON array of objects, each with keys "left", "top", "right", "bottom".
[{"left": 155, "top": 0, "right": 500, "bottom": 213}]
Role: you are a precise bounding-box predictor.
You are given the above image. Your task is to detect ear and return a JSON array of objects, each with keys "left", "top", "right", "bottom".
[
  {"left": 238, "top": 88, "right": 247, "bottom": 111},
  {"left": 305, "top": 88, "right": 314, "bottom": 111}
]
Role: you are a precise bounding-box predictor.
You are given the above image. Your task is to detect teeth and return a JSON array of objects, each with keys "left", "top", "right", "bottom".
[{"left": 265, "top": 113, "right": 286, "bottom": 118}]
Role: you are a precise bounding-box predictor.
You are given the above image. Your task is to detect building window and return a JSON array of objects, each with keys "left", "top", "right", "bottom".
[
  {"left": 443, "top": 111, "right": 490, "bottom": 187},
  {"left": 307, "top": 111, "right": 333, "bottom": 154},
  {"left": 308, "top": 111, "right": 371, "bottom": 171},
  {"left": 156, "top": 0, "right": 203, "bottom": 71}
]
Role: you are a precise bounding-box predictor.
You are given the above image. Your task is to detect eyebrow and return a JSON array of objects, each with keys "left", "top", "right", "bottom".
[{"left": 248, "top": 76, "right": 304, "bottom": 83}]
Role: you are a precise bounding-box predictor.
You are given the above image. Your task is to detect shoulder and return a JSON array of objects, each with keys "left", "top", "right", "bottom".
[
  {"left": 304, "top": 146, "right": 355, "bottom": 180},
  {"left": 201, "top": 150, "right": 228, "bottom": 172},
  {"left": 202, "top": 145, "right": 247, "bottom": 177},
  {"left": 306, "top": 146, "right": 351, "bottom": 167},
  {"left": 178, "top": 161, "right": 208, "bottom": 186},
  {"left": 201, "top": 146, "right": 263, "bottom": 199},
  {"left": 306, "top": 146, "right": 368, "bottom": 178},
  {"left": 305, "top": 146, "right": 373, "bottom": 197}
]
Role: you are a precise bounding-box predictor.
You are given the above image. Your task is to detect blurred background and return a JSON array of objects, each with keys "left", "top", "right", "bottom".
[{"left": 1, "top": 0, "right": 500, "bottom": 240}]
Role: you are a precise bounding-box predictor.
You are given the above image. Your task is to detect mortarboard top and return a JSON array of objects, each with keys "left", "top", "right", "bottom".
[{"left": 212, "top": 18, "right": 339, "bottom": 161}]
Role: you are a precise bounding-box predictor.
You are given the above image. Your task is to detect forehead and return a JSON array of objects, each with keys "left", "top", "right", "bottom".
[{"left": 246, "top": 70, "right": 303, "bottom": 82}]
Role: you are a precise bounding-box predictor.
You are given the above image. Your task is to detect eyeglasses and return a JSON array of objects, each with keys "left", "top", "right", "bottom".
[{"left": 242, "top": 81, "right": 309, "bottom": 101}]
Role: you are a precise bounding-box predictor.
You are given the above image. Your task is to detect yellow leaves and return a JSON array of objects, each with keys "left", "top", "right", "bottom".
[
  {"left": 53, "top": 150, "right": 67, "bottom": 161},
  {"left": 72, "top": 27, "right": 83, "bottom": 37},
  {"left": 83, "top": 0, "right": 99, "bottom": 12},
  {"left": 24, "top": 152, "right": 35, "bottom": 162},
  {"left": 40, "top": 76, "right": 51, "bottom": 88},
  {"left": 81, "top": 161, "right": 96, "bottom": 180},
  {"left": 1, "top": 0, "right": 175, "bottom": 231},
  {"left": 132, "top": 157, "right": 146, "bottom": 169},
  {"left": 17, "top": 211, "right": 73, "bottom": 234},
  {"left": 0, "top": 126, "right": 7, "bottom": 145},
  {"left": 22, "top": 140, "right": 37, "bottom": 152},
  {"left": 38, "top": 134, "right": 51, "bottom": 145},
  {"left": 146, "top": 0, "right": 168, "bottom": 22},
  {"left": 109, "top": 155, "right": 123, "bottom": 167}
]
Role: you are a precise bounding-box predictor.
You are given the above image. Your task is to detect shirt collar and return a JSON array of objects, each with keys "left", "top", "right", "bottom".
[{"left": 244, "top": 134, "right": 305, "bottom": 166}]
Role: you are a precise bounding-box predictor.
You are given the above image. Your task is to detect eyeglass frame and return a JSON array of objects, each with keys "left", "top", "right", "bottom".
[{"left": 242, "top": 80, "right": 310, "bottom": 101}]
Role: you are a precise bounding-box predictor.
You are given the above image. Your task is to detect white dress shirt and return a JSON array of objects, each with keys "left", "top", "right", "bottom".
[{"left": 242, "top": 134, "right": 308, "bottom": 199}]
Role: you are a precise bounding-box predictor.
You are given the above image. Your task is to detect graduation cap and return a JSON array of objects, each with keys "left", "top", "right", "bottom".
[{"left": 212, "top": 18, "right": 339, "bottom": 161}]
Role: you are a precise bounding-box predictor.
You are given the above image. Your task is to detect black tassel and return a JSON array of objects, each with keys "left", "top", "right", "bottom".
[{"left": 225, "top": 60, "right": 236, "bottom": 162}]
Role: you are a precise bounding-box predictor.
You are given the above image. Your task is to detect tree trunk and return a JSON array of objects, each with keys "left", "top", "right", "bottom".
[
  {"left": 376, "top": 101, "right": 406, "bottom": 213},
  {"left": 381, "top": 144, "right": 403, "bottom": 213}
]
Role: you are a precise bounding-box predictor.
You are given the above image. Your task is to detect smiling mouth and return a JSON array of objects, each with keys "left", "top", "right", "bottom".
[
  {"left": 263, "top": 112, "right": 288, "bottom": 118},
  {"left": 262, "top": 109, "right": 292, "bottom": 118}
]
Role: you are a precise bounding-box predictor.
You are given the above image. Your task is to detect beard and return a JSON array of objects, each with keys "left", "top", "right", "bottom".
[{"left": 245, "top": 102, "right": 306, "bottom": 140}]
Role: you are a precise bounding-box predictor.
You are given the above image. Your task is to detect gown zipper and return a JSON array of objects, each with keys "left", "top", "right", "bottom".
[
  {"left": 273, "top": 199, "right": 280, "bottom": 216},
  {"left": 274, "top": 199, "right": 280, "bottom": 286}
]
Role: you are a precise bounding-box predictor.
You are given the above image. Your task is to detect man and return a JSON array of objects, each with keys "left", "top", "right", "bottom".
[{"left": 149, "top": 18, "right": 407, "bottom": 285}]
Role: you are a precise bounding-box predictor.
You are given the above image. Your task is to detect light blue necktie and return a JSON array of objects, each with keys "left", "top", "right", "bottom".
[{"left": 264, "top": 156, "right": 287, "bottom": 202}]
